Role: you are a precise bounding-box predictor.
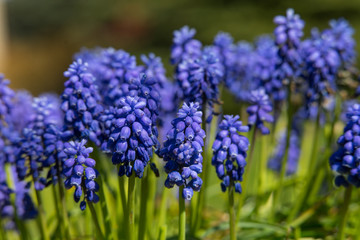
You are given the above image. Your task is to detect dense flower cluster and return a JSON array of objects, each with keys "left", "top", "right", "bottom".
[
  {"left": 160, "top": 102, "right": 205, "bottom": 200},
  {"left": 171, "top": 26, "right": 202, "bottom": 65},
  {"left": 226, "top": 42, "right": 257, "bottom": 101},
  {"left": 323, "top": 18, "right": 356, "bottom": 68},
  {"left": 253, "top": 36, "right": 284, "bottom": 101},
  {"left": 213, "top": 32, "right": 236, "bottom": 85},
  {"left": 63, "top": 140, "right": 99, "bottom": 210},
  {"left": 246, "top": 89, "right": 274, "bottom": 134},
  {"left": 0, "top": 76, "right": 38, "bottom": 222},
  {"left": 128, "top": 74, "right": 161, "bottom": 128},
  {"left": 0, "top": 161, "right": 13, "bottom": 219},
  {"left": 273, "top": 8, "right": 304, "bottom": 79},
  {"left": 176, "top": 46, "right": 224, "bottom": 122},
  {"left": 104, "top": 96, "right": 158, "bottom": 178},
  {"left": 330, "top": 103, "right": 360, "bottom": 187},
  {"left": 212, "top": 115, "right": 249, "bottom": 193},
  {"left": 139, "top": 53, "right": 167, "bottom": 88},
  {"left": 301, "top": 30, "right": 341, "bottom": 110},
  {"left": 12, "top": 169, "right": 38, "bottom": 220},
  {"left": 0, "top": 74, "right": 14, "bottom": 118},
  {"left": 62, "top": 59, "right": 103, "bottom": 146},
  {"left": 16, "top": 95, "right": 63, "bottom": 190},
  {"left": 0, "top": 11, "right": 359, "bottom": 236}
]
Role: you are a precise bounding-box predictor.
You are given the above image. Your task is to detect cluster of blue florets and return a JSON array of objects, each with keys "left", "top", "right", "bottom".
[
  {"left": 0, "top": 9, "right": 359, "bottom": 225},
  {"left": 246, "top": 89, "right": 274, "bottom": 134},
  {"left": 160, "top": 102, "right": 205, "bottom": 200},
  {"left": 63, "top": 140, "right": 99, "bottom": 210},
  {"left": 330, "top": 103, "right": 360, "bottom": 187},
  {"left": 0, "top": 75, "right": 38, "bottom": 223},
  {"left": 212, "top": 115, "right": 250, "bottom": 193},
  {"left": 16, "top": 95, "right": 64, "bottom": 190},
  {"left": 173, "top": 27, "right": 224, "bottom": 122},
  {"left": 62, "top": 59, "right": 104, "bottom": 146},
  {"left": 104, "top": 95, "right": 159, "bottom": 178}
]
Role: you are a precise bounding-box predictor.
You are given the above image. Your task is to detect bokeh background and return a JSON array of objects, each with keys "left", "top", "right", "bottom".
[{"left": 1, "top": 0, "right": 360, "bottom": 96}]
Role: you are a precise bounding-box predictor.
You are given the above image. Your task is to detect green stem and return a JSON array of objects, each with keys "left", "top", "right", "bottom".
[
  {"left": 51, "top": 185, "right": 63, "bottom": 240},
  {"left": 288, "top": 111, "right": 321, "bottom": 221},
  {"left": 117, "top": 167, "right": 128, "bottom": 238},
  {"left": 159, "top": 225, "right": 167, "bottom": 240},
  {"left": 356, "top": 201, "right": 360, "bottom": 240},
  {"left": 56, "top": 159, "right": 71, "bottom": 239},
  {"left": 92, "top": 146, "right": 112, "bottom": 240},
  {"left": 13, "top": 199, "right": 28, "bottom": 240},
  {"left": 179, "top": 186, "right": 186, "bottom": 240},
  {"left": 146, "top": 165, "right": 157, "bottom": 239},
  {"left": 0, "top": 218, "right": 6, "bottom": 240},
  {"left": 338, "top": 186, "right": 353, "bottom": 240},
  {"left": 98, "top": 176, "right": 112, "bottom": 240},
  {"left": 138, "top": 170, "right": 149, "bottom": 240},
  {"left": 192, "top": 105, "right": 211, "bottom": 234},
  {"left": 156, "top": 188, "right": 169, "bottom": 239},
  {"left": 255, "top": 134, "right": 267, "bottom": 213},
  {"left": 128, "top": 175, "right": 136, "bottom": 240},
  {"left": 88, "top": 201, "right": 105, "bottom": 240},
  {"left": 228, "top": 185, "right": 236, "bottom": 240},
  {"left": 308, "top": 94, "right": 341, "bottom": 203},
  {"left": 34, "top": 189, "right": 50, "bottom": 240},
  {"left": 118, "top": 168, "right": 128, "bottom": 215},
  {"left": 236, "top": 127, "right": 256, "bottom": 219},
  {"left": 272, "top": 86, "right": 293, "bottom": 219}
]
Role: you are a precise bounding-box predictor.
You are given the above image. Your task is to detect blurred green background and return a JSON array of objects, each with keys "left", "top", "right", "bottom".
[{"left": 1, "top": 0, "right": 360, "bottom": 95}]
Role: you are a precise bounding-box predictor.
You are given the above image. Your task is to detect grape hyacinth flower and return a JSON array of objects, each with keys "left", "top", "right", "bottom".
[
  {"left": 62, "top": 59, "right": 103, "bottom": 146},
  {"left": 0, "top": 160, "right": 13, "bottom": 219},
  {"left": 212, "top": 115, "right": 249, "bottom": 193},
  {"left": 270, "top": 8, "right": 305, "bottom": 110},
  {"left": 225, "top": 41, "right": 257, "bottom": 101},
  {"left": 0, "top": 75, "right": 17, "bottom": 165},
  {"left": 171, "top": 26, "right": 202, "bottom": 65},
  {"left": 139, "top": 53, "right": 167, "bottom": 88},
  {"left": 330, "top": 103, "right": 360, "bottom": 187},
  {"left": 104, "top": 96, "right": 159, "bottom": 178},
  {"left": 213, "top": 32, "right": 236, "bottom": 84},
  {"left": 176, "top": 47, "right": 224, "bottom": 122},
  {"left": 246, "top": 88, "right": 274, "bottom": 134},
  {"left": 253, "top": 35, "right": 284, "bottom": 101},
  {"left": 273, "top": 8, "right": 304, "bottom": 78},
  {"left": 16, "top": 95, "right": 63, "bottom": 190},
  {"left": 158, "top": 81, "right": 179, "bottom": 142},
  {"left": 85, "top": 48, "right": 139, "bottom": 105},
  {"left": 160, "top": 102, "right": 205, "bottom": 200},
  {"left": 63, "top": 139, "right": 99, "bottom": 210},
  {"left": 0, "top": 74, "right": 14, "bottom": 119},
  {"left": 128, "top": 74, "right": 161, "bottom": 129},
  {"left": 9, "top": 91, "right": 35, "bottom": 132},
  {"left": 12, "top": 167, "right": 38, "bottom": 220},
  {"left": 301, "top": 30, "right": 341, "bottom": 110},
  {"left": 323, "top": 18, "right": 356, "bottom": 68}
]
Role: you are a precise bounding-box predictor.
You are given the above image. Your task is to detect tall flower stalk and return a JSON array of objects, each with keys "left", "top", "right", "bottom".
[
  {"left": 212, "top": 115, "right": 249, "bottom": 239},
  {"left": 160, "top": 102, "right": 205, "bottom": 238},
  {"left": 271, "top": 8, "right": 304, "bottom": 215}
]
